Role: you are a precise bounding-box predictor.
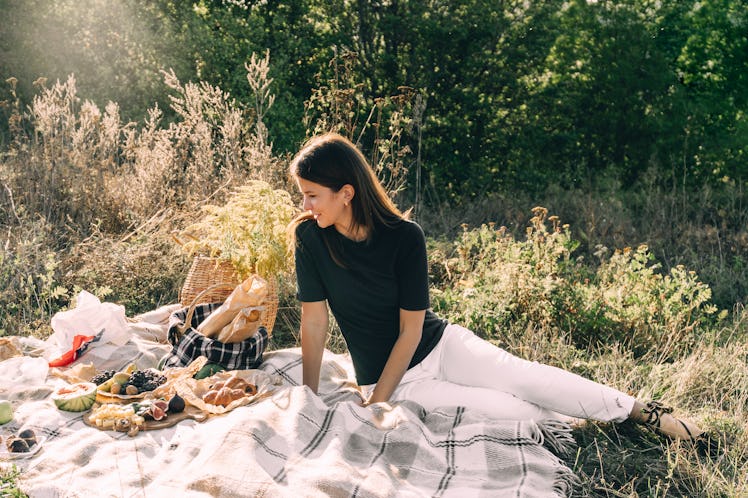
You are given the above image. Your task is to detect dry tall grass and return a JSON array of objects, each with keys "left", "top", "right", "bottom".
[{"left": 0, "top": 56, "right": 285, "bottom": 334}]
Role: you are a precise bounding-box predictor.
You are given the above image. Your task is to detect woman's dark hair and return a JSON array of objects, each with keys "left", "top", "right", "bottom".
[{"left": 289, "top": 133, "right": 405, "bottom": 266}]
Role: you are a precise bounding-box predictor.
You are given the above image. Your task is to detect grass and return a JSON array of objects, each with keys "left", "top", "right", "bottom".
[
  {"left": 1, "top": 69, "right": 747, "bottom": 496},
  {"left": 423, "top": 209, "right": 748, "bottom": 496},
  {"left": 0, "top": 466, "right": 27, "bottom": 498}
]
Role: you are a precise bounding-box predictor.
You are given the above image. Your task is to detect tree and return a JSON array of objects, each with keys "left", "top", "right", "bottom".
[{"left": 0, "top": 0, "right": 197, "bottom": 127}]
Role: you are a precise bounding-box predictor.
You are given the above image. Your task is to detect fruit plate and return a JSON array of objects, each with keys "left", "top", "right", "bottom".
[
  {"left": 82, "top": 404, "right": 208, "bottom": 432},
  {"left": 0, "top": 436, "right": 46, "bottom": 460}
]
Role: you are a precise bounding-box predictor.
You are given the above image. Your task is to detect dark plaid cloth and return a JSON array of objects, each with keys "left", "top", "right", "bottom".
[{"left": 161, "top": 303, "right": 268, "bottom": 370}]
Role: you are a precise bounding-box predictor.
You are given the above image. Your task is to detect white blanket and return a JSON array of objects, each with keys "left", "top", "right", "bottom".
[{"left": 2, "top": 306, "right": 577, "bottom": 497}]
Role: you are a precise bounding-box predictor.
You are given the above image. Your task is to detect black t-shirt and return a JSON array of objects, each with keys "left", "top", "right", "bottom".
[{"left": 295, "top": 218, "right": 447, "bottom": 385}]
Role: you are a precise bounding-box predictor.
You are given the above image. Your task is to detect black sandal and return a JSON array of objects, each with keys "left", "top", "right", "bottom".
[{"left": 641, "top": 401, "right": 702, "bottom": 441}]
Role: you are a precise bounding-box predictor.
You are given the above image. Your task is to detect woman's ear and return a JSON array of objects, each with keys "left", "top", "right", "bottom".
[{"left": 341, "top": 184, "right": 355, "bottom": 204}]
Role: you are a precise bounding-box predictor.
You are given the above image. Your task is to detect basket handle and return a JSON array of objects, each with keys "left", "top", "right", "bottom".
[{"left": 177, "top": 282, "right": 238, "bottom": 337}]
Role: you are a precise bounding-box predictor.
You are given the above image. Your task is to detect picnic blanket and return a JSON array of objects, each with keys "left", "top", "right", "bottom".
[{"left": 1, "top": 305, "right": 579, "bottom": 497}]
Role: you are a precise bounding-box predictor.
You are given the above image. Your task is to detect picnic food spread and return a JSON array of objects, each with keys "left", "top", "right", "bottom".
[
  {"left": 42, "top": 276, "right": 278, "bottom": 439},
  {"left": 0, "top": 349, "right": 260, "bottom": 447},
  {"left": 65, "top": 359, "right": 262, "bottom": 436}
]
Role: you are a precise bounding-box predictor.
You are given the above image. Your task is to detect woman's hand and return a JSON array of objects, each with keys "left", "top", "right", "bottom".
[
  {"left": 360, "top": 399, "right": 397, "bottom": 429},
  {"left": 359, "top": 397, "right": 392, "bottom": 411}
]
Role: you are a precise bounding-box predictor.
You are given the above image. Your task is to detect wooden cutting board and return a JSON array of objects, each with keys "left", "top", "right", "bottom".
[{"left": 82, "top": 404, "right": 209, "bottom": 432}]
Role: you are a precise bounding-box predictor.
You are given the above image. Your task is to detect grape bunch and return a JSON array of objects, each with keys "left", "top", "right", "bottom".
[
  {"left": 91, "top": 370, "right": 117, "bottom": 386},
  {"left": 127, "top": 369, "right": 167, "bottom": 393}
]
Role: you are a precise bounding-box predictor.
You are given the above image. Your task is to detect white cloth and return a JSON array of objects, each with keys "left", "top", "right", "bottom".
[
  {"left": 46, "top": 291, "right": 131, "bottom": 363},
  {"left": 374, "top": 324, "right": 635, "bottom": 423}
]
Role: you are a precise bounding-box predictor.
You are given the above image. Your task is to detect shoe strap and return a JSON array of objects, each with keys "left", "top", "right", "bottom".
[{"left": 642, "top": 401, "right": 674, "bottom": 428}]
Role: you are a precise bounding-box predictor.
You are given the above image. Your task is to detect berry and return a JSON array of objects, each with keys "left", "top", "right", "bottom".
[
  {"left": 91, "top": 370, "right": 116, "bottom": 385},
  {"left": 128, "top": 369, "right": 167, "bottom": 392}
]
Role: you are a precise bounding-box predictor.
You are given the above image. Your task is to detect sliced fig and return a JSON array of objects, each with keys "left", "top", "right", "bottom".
[{"left": 149, "top": 404, "right": 166, "bottom": 421}]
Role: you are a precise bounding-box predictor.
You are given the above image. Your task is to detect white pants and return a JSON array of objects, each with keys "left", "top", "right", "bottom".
[{"left": 367, "top": 324, "right": 635, "bottom": 423}]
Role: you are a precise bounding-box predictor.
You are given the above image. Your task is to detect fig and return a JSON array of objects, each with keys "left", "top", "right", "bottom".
[
  {"left": 149, "top": 405, "right": 166, "bottom": 421},
  {"left": 168, "top": 394, "right": 185, "bottom": 413},
  {"left": 7, "top": 437, "right": 29, "bottom": 453},
  {"left": 18, "top": 429, "right": 37, "bottom": 448}
]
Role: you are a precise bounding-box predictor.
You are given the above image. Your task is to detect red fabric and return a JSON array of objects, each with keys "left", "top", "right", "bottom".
[{"left": 48, "top": 334, "right": 96, "bottom": 367}]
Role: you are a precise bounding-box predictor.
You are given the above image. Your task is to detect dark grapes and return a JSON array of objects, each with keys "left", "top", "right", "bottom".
[
  {"left": 129, "top": 369, "right": 166, "bottom": 391},
  {"left": 91, "top": 370, "right": 116, "bottom": 385}
]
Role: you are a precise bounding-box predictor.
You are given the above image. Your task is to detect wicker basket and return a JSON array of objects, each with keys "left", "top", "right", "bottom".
[{"left": 179, "top": 256, "right": 278, "bottom": 334}]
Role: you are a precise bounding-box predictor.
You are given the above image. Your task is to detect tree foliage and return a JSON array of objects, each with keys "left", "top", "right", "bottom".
[{"left": 1, "top": 0, "right": 746, "bottom": 199}]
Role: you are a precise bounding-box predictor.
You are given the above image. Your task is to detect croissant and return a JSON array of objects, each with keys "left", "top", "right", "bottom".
[
  {"left": 211, "top": 376, "right": 258, "bottom": 396},
  {"left": 202, "top": 386, "right": 245, "bottom": 407}
]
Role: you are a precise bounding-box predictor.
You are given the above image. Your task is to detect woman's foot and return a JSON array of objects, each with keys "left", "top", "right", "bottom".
[{"left": 636, "top": 401, "right": 704, "bottom": 441}]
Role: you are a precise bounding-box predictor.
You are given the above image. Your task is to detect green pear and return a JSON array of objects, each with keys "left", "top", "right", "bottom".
[
  {"left": 112, "top": 372, "right": 132, "bottom": 384},
  {"left": 0, "top": 399, "right": 12, "bottom": 424}
]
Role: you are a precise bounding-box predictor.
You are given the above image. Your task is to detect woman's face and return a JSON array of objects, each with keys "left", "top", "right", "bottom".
[{"left": 296, "top": 177, "right": 351, "bottom": 231}]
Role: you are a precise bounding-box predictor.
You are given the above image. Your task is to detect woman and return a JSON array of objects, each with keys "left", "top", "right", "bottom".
[{"left": 289, "top": 132, "right": 703, "bottom": 441}]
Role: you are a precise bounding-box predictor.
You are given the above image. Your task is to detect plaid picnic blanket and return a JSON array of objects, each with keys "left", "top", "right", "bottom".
[{"left": 4, "top": 306, "right": 578, "bottom": 497}]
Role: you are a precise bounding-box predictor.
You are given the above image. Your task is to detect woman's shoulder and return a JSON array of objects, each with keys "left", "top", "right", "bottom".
[
  {"left": 378, "top": 218, "right": 425, "bottom": 243},
  {"left": 392, "top": 218, "right": 425, "bottom": 237},
  {"left": 295, "top": 218, "right": 322, "bottom": 244},
  {"left": 295, "top": 217, "right": 316, "bottom": 234}
]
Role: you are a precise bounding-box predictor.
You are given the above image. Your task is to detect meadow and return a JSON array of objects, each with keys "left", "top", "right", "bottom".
[{"left": 0, "top": 68, "right": 746, "bottom": 497}]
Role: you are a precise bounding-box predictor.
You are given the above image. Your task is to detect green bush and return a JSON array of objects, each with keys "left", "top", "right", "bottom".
[
  {"left": 579, "top": 245, "right": 718, "bottom": 358},
  {"left": 430, "top": 207, "right": 720, "bottom": 360}
]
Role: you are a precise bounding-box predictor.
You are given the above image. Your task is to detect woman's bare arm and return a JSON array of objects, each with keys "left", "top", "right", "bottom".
[
  {"left": 366, "top": 309, "right": 426, "bottom": 405},
  {"left": 300, "top": 300, "right": 329, "bottom": 394}
]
